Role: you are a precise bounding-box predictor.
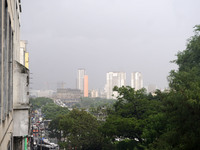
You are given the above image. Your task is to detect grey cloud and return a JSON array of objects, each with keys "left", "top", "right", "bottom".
[{"left": 21, "top": 0, "right": 200, "bottom": 90}]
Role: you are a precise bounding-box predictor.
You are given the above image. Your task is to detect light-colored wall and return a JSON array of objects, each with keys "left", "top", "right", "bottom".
[
  {"left": 25, "top": 52, "right": 29, "bottom": 69},
  {"left": 131, "top": 72, "right": 143, "bottom": 91},
  {"left": 84, "top": 75, "right": 88, "bottom": 97},
  {"left": 13, "top": 62, "right": 29, "bottom": 106},
  {"left": 13, "top": 44, "right": 30, "bottom": 150},
  {"left": 0, "top": 0, "right": 21, "bottom": 149},
  {"left": 0, "top": 114, "right": 13, "bottom": 150},
  {"left": 77, "top": 69, "right": 85, "bottom": 91},
  {"left": 90, "top": 89, "right": 99, "bottom": 98},
  {"left": 13, "top": 110, "right": 29, "bottom": 136},
  {"left": 106, "top": 72, "right": 126, "bottom": 99},
  {"left": 19, "top": 41, "right": 28, "bottom": 67}
]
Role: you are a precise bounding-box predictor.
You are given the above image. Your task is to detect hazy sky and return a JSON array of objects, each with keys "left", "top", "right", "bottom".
[{"left": 20, "top": 0, "right": 200, "bottom": 90}]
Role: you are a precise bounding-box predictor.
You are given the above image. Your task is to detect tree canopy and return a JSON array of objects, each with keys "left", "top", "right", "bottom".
[
  {"left": 42, "top": 25, "right": 200, "bottom": 150},
  {"left": 30, "top": 97, "right": 54, "bottom": 110},
  {"left": 41, "top": 103, "right": 69, "bottom": 120},
  {"left": 155, "top": 25, "right": 200, "bottom": 150},
  {"left": 50, "top": 109, "right": 105, "bottom": 150}
]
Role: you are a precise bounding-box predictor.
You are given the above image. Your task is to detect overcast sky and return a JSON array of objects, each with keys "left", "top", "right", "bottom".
[{"left": 20, "top": 0, "right": 200, "bottom": 90}]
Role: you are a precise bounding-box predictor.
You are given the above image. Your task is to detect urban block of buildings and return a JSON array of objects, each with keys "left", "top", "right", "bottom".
[{"left": 0, "top": 1, "right": 30, "bottom": 150}]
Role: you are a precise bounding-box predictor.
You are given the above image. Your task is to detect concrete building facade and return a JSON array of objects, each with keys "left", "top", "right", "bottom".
[
  {"left": 77, "top": 69, "right": 85, "bottom": 91},
  {"left": 13, "top": 40, "right": 30, "bottom": 150},
  {"left": 131, "top": 72, "right": 143, "bottom": 91},
  {"left": 19, "top": 40, "right": 29, "bottom": 69},
  {"left": 84, "top": 75, "right": 88, "bottom": 97},
  {"left": 0, "top": 1, "right": 30, "bottom": 149},
  {"left": 0, "top": 0, "right": 22, "bottom": 149},
  {"left": 90, "top": 89, "right": 99, "bottom": 98},
  {"left": 106, "top": 72, "right": 126, "bottom": 99}
]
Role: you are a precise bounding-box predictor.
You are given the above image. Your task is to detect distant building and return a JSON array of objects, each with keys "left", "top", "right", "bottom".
[
  {"left": 77, "top": 69, "right": 85, "bottom": 91},
  {"left": 131, "top": 72, "right": 143, "bottom": 91},
  {"left": 147, "top": 84, "right": 157, "bottom": 93},
  {"left": 84, "top": 75, "right": 88, "bottom": 97},
  {"left": 55, "top": 88, "right": 82, "bottom": 101},
  {"left": 106, "top": 72, "right": 126, "bottom": 99},
  {"left": 77, "top": 69, "right": 89, "bottom": 97},
  {"left": 90, "top": 89, "right": 99, "bottom": 98},
  {"left": 100, "top": 88, "right": 107, "bottom": 99},
  {"left": 54, "top": 88, "right": 82, "bottom": 107},
  {"left": 30, "top": 90, "right": 55, "bottom": 98}
]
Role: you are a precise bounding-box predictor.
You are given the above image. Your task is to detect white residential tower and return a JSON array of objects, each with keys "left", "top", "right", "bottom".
[
  {"left": 131, "top": 72, "right": 143, "bottom": 91},
  {"left": 106, "top": 72, "right": 126, "bottom": 99},
  {"left": 77, "top": 69, "right": 85, "bottom": 91}
]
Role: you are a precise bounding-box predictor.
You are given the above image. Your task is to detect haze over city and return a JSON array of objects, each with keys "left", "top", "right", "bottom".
[
  {"left": 20, "top": 0, "right": 200, "bottom": 90},
  {"left": 1, "top": 0, "right": 200, "bottom": 149}
]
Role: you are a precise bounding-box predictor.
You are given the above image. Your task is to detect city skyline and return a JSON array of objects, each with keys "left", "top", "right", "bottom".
[
  {"left": 1, "top": 1, "right": 199, "bottom": 149},
  {"left": 20, "top": 0, "right": 200, "bottom": 91},
  {"left": 35, "top": 70, "right": 158, "bottom": 92}
]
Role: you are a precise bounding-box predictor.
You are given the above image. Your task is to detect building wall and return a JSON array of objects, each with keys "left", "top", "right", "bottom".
[
  {"left": 13, "top": 109, "right": 29, "bottom": 136},
  {"left": 106, "top": 72, "right": 126, "bottom": 99},
  {"left": 13, "top": 62, "right": 29, "bottom": 107},
  {"left": 90, "top": 89, "right": 99, "bottom": 98},
  {"left": 84, "top": 75, "right": 88, "bottom": 97},
  {"left": 30, "top": 90, "right": 54, "bottom": 98},
  {"left": 77, "top": 69, "right": 85, "bottom": 91},
  {"left": 19, "top": 41, "right": 26, "bottom": 66},
  {"left": 19, "top": 40, "right": 29, "bottom": 69},
  {"left": 0, "top": 0, "right": 21, "bottom": 149},
  {"left": 131, "top": 72, "right": 143, "bottom": 91},
  {"left": 55, "top": 88, "right": 82, "bottom": 100},
  {"left": 13, "top": 48, "right": 30, "bottom": 150},
  {"left": 25, "top": 52, "right": 29, "bottom": 69}
]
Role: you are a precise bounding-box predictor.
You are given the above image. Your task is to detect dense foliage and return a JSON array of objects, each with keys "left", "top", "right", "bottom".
[
  {"left": 41, "top": 103, "right": 69, "bottom": 120},
  {"left": 73, "top": 97, "right": 115, "bottom": 109},
  {"left": 47, "top": 25, "right": 200, "bottom": 150},
  {"left": 30, "top": 97, "right": 54, "bottom": 110},
  {"left": 101, "top": 87, "right": 165, "bottom": 149},
  {"left": 49, "top": 109, "right": 107, "bottom": 150},
  {"left": 153, "top": 25, "right": 200, "bottom": 150}
]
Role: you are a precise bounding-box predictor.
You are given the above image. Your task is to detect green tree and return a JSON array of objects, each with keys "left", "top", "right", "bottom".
[
  {"left": 59, "top": 109, "right": 104, "bottom": 150},
  {"left": 76, "top": 97, "right": 115, "bottom": 109},
  {"left": 48, "top": 115, "right": 64, "bottom": 141},
  {"left": 152, "top": 25, "right": 200, "bottom": 150},
  {"left": 101, "top": 86, "right": 163, "bottom": 149},
  {"left": 41, "top": 103, "right": 69, "bottom": 120},
  {"left": 30, "top": 97, "right": 54, "bottom": 110}
]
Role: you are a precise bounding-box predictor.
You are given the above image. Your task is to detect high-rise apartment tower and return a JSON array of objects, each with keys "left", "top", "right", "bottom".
[
  {"left": 77, "top": 69, "right": 85, "bottom": 91},
  {"left": 106, "top": 72, "right": 126, "bottom": 99},
  {"left": 131, "top": 72, "right": 143, "bottom": 91}
]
